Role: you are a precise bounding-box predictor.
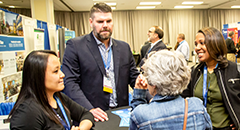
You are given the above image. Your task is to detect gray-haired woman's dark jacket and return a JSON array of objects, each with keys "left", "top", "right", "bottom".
[{"left": 182, "top": 61, "right": 240, "bottom": 129}]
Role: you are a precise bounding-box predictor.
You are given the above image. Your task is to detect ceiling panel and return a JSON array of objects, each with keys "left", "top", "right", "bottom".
[
  {"left": 0, "top": 0, "right": 239, "bottom": 11},
  {"left": 0, "top": 0, "right": 30, "bottom": 9},
  {"left": 53, "top": 0, "right": 71, "bottom": 11}
]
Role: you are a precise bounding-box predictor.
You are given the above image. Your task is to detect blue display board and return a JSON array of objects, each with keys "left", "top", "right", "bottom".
[
  {"left": 223, "top": 24, "right": 229, "bottom": 29},
  {"left": 65, "top": 30, "right": 75, "bottom": 44},
  {"left": 0, "top": 35, "right": 25, "bottom": 51},
  {"left": 222, "top": 28, "right": 228, "bottom": 40}
]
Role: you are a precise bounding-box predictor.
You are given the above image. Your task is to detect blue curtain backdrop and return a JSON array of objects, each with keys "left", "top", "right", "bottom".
[{"left": 37, "top": 20, "right": 50, "bottom": 50}]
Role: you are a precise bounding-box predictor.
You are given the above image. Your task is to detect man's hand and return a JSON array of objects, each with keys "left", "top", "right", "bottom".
[{"left": 90, "top": 107, "right": 108, "bottom": 122}]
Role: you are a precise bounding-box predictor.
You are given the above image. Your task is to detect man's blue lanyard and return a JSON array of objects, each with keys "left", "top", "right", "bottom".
[
  {"left": 100, "top": 47, "right": 112, "bottom": 71},
  {"left": 227, "top": 37, "right": 232, "bottom": 40},
  {"left": 53, "top": 95, "right": 70, "bottom": 130},
  {"left": 179, "top": 40, "right": 185, "bottom": 46},
  {"left": 202, "top": 63, "right": 218, "bottom": 107},
  {"left": 147, "top": 46, "right": 153, "bottom": 53}
]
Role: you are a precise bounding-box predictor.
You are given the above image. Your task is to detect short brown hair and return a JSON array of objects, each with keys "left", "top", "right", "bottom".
[
  {"left": 90, "top": 2, "right": 112, "bottom": 19},
  {"left": 153, "top": 26, "right": 164, "bottom": 39},
  {"left": 198, "top": 27, "right": 228, "bottom": 68},
  {"left": 178, "top": 33, "right": 185, "bottom": 40},
  {"left": 229, "top": 31, "right": 234, "bottom": 37}
]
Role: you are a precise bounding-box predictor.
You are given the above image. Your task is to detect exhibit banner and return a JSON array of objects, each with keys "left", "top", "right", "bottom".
[
  {"left": 0, "top": 35, "right": 25, "bottom": 52},
  {"left": 0, "top": 72, "right": 22, "bottom": 102},
  {"left": 34, "top": 29, "right": 45, "bottom": 50},
  {"left": 0, "top": 52, "right": 16, "bottom": 75},
  {"left": 222, "top": 29, "right": 228, "bottom": 40},
  {"left": 238, "top": 22, "right": 240, "bottom": 40},
  {"left": 65, "top": 30, "right": 75, "bottom": 43},
  {"left": 0, "top": 9, "right": 23, "bottom": 36},
  {"left": 227, "top": 28, "right": 238, "bottom": 46},
  {"left": 238, "top": 30, "right": 240, "bottom": 40}
]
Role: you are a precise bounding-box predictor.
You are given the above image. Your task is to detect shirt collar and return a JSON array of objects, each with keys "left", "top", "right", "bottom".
[
  {"left": 151, "top": 94, "right": 179, "bottom": 102},
  {"left": 179, "top": 40, "right": 185, "bottom": 45},
  {"left": 92, "top": 33, "right": 113, "bottom": 49},
  {"left": 151, "top": 39, "right": 162, "bottom": 48}
]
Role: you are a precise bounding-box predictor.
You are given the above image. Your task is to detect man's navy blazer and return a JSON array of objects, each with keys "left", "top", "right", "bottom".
[
  {"left": 139, "top": 40, "right": 167, "bottom": 67},
  {"left": 62, "top": 32, "right": 139, "bottom": 111}
]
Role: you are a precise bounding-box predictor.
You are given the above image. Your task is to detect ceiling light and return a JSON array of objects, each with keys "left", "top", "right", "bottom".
[
  {"left": 136, "top": 6, "right": 156, "bottom": 9},
  {"left": 0, "top": 1, "right": 3, "bottom": 4},
  {"left": 106, "top": 3, "right": 116, "bottom": 6},
  {"left": 231, "top": 5, "right": 240, "bottom": 8},
  {"left": 174, "top": 6, "right": 193, "bottom": 8},
  {"left": 182, "top": 1, "right": 203, "bottom": 5},
  {"left": 9, "top": 6, "right": 15, "bottom": 8},
  {"left": 111, "top": 7, "right": 116, "bottom": 10},
  {"left": 139, "top": 2, "right": 161, "bottom": 5}
]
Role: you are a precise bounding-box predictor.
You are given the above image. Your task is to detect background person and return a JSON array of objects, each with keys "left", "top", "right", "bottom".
[
  {"left": 139, "top": 26, "right": 167, "bottom": 67},
  {"left": 9, "top": 50, "right": 94, "bottom": 130},
  {"left": 226, "top": 31, "right": 237, "bottom": 62},
  {"left": 130, "top": 50, "right": 212, "bottom": 130},
  {"left": 140, "top": 41, "right": 151, "bottom": 61},
  {"left": 176, "top": 33, "right": 190, "bottom": 61},
  {"left": 182, "top": 27, "right": 240, "bottom": 130},
  {"left": 236, "top": 37, "right": 240, "bottom": 58},
  {"left": 62, "top": 2, "right": 139, "bottom": 122}
]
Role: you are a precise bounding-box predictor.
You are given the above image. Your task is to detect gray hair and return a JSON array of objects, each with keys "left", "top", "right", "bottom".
[
  {"left": 178, "top": 33, "right": 185, "bottom": 40},
  {"left": 143, "top": 50, "right": 191, "bottom": 96}
]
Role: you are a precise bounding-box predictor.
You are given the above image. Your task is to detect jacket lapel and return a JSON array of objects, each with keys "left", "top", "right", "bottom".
[
  {"left": 86, "top": 32, "right": 106, "bottom": 76},
  {"left": 112, "top": 39, "right": 120, "bottom": 86},
  {"left": 151, "top": 41, "right": 162, "bottom": 51}
]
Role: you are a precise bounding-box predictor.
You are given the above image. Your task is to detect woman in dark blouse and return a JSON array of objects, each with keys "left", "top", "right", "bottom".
[
  {"left": 8, "top": 50, "right": 94, "bottom": 130},
  {"left": 182, "top": 27, "right": 240, "bottom": 130}
]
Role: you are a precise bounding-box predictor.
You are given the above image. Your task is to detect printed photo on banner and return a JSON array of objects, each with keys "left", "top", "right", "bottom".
[
  {"left": 15, "top": 52, "right": 25, "bottom": 72},
  {"left": 0, "top": 72, "right": 22, "bottom": 102},
  {"left": 0, "top": 9, "right": 23, "bottom": 36}
]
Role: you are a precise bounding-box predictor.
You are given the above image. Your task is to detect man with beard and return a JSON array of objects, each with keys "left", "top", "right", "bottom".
[
  {"left": 62, "top": 2, "right": 139, "bottom": 123},
  {"left": 139, "top": 26, "right": 167, "bottom": 67}
]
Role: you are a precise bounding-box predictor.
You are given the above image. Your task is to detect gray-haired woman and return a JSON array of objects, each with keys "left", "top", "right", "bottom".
[{"left": 130, "top": 50, "right": 212, "bottom": 130}]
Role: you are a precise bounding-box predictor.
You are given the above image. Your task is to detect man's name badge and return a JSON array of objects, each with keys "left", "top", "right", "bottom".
[{"left": 103, "top": 76, "right": 113, "bottom": 93}]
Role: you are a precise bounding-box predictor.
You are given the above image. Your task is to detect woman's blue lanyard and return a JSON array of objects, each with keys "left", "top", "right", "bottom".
[
  {"left": 202, "top": 63, "right": 218, "bottom": 107},
  {"left": 53, "top": 95, "right": 70, "bottom": 130}
]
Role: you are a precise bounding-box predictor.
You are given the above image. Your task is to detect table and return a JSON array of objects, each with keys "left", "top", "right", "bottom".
[
  {"left": 1, "top": 106, "right": 131, "bottom": 130},
  {"left": 93, "top": 106, "right": 130, "bottom": 130}
]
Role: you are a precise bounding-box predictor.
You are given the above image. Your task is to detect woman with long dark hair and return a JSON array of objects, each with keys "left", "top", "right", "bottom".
[
  {"left": 182, "top": 27, "right": 240, "bottom": 130},
  {"left": 9, "top": 50, "right": 94, "bottom": 130}
]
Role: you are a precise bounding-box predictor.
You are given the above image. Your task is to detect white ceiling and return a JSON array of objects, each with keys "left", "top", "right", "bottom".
[{"left": 0, "top": 0, "right": 240, "bottom": 12}]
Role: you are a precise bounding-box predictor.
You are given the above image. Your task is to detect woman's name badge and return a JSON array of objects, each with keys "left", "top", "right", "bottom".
[{"left": 103, "top": 76, "right": 113, "bottom": 93}]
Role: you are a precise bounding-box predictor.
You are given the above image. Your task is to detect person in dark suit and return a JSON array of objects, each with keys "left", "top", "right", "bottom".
[
  {"left": 226, "top": 31, "right": 237, "bottom": 53},
  {"left": 140, "top": 41, "right": 151, "bottom": 60},
  {"left": 139, "top": 26, "right": 167, "bottom": 67},
  {"left": 62, "top": 2, "right": 139, "bottom": 122},
  {"left": 225, "top": 31, "right": 237, "bottom": 62}
]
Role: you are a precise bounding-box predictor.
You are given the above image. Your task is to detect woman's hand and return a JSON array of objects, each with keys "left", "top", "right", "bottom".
[
  {"left": 71, "top": 126, "right": 80, "bottom": 130},
  {"left": 79, "top": 119, "right": 93, "bottom": 130},
  {"left": 134, "top": 74, "right": 148, "bottom": 89},
  {"left": 230, "top": 124, "right": 236, "bottom": 130}
]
